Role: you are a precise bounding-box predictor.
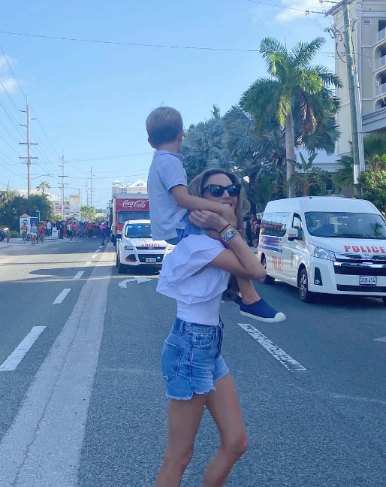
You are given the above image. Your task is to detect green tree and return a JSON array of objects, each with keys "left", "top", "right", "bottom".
[
  {"left": 360, "top": 170, "right": 386, "bottom": 214},
  {"left": 240, "top": 37, "right": 341, "bottom": 197},
  {"left": 289, "top": 152, "right": 330, "bottom": 196},
  {"left": 81, "top": 205, "right": 97, "bottom": 221},
  {"left": 182, "top": 105, "right": 230, "bottom": 181},
  {"left": 0, "top": 193, "right": 52, "bottom": 230}
]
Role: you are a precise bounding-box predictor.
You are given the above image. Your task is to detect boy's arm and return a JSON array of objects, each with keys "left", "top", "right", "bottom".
[{"left": 171, "top": 185, "right": 235, "bottom": 224}]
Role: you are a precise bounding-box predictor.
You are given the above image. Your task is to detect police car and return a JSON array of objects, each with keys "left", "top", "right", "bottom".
[{"left": 115, "top": 220, "right": 172, "bottom": 273}]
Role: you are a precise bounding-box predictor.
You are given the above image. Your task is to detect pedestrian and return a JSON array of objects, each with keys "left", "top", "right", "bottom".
[
  {"left": 46, "top": 220, "right": 52, "bottom": 237},
  {"left": 30, "top": 222, "right": 38, "bottom": 245},
  {"left": 245, "top": 214, "right": 253, "bottom": 246},
  {"left": 38, "top": 222, "right": 45, "bottom": 243},
  {"left": 5, "top": 227, "right": 11, "bottom": 243},
  {"left": 21, "top": 222, "right": 28, "bottom": 243},
  {"left": 155, "top": 168, "right": 268, "bottom": 487},
  {"left": 146, "top": 106, "right": 285, "bottom": 322}
]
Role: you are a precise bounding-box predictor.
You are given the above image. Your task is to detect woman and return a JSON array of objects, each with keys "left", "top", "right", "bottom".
[
  {"left": 30, "top": 222, "right": 38, "bottom": 245},
  {"left": 156, "top": 168, "right": 266, "bottom": 487}
]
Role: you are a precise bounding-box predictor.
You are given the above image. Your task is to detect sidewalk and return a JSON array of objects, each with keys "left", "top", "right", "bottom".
[{"left": 0, "top": 237, "right": 63, "bottom": 253}]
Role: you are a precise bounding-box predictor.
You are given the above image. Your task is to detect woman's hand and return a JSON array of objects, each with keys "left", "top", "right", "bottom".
[{"left": 188, "top": 210, "right": 230, "bottom": 232}]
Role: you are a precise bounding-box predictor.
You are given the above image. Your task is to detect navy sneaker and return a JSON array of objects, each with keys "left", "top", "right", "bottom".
[{"left": 239, "top": 298, "right": 286, "bottom": 323}]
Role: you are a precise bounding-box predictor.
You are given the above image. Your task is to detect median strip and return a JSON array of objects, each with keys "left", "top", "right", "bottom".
[{"left": 237, "top": 323, "right": 307, "bottom": 371}]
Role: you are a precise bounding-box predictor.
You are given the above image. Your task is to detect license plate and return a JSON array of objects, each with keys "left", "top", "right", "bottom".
[
  {"left": 145, "top": 258, "right": 156, "bottom": 263},
  {"left": 359, "top": 276, "right": 377, "bottom": 286}
]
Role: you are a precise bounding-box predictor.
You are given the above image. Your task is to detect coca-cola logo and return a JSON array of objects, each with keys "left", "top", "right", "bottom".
[{"left": 122, "top": 200, "right": 147, "bottom": 209}]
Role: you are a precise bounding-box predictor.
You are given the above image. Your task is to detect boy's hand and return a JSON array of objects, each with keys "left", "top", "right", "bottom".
[{"left": 189, "top": 210, "right": 228, "bottom": 232}]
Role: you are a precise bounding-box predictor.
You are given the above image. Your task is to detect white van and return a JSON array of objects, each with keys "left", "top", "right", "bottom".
[{"left": 258, "top": 196, "right": 386, "bottom": 303}]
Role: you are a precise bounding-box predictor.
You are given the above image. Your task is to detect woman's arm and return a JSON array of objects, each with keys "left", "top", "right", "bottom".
[{"left": 189, "top": 210, "right": 266, "bottom": 280}]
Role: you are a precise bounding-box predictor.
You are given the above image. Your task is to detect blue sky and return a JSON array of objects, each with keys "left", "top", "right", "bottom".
[{"left": 0, "top": 0, "right": 335, "bottom": 208}]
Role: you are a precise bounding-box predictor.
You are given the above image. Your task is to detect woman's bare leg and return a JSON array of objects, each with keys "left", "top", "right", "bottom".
[
  {"left": 201, "top": 374, "right": 248, "bottom": 487},
  {"left": 156, "top": 394, "right": 207, "bottom": 487}
]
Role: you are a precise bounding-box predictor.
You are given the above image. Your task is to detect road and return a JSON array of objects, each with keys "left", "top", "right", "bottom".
[{"left": 0, "top": 238, "right": 385, "bottom": 486}]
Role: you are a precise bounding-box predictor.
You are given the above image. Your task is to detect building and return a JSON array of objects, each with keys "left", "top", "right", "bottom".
[
  {"left": 327, "top": 0, "right": 386, "bottom": 157},
  {"left": 112, "top": 179, "right": 147, "bottom": 195}
]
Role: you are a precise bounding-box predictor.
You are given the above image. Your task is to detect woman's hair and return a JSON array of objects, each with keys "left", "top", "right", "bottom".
[{"left": 188, "top": 168, "right": 249, "bottom": 236}]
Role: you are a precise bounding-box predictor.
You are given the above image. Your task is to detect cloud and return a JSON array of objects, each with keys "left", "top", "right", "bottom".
[
  {"left": 275, "top": 0, "right": 323, "bottom": 23},
  {"left": 0, "top": 54, "right": 19, "bottom": 93},
  {"left": 0, "top": 77, "right": 18, "bottom": 93}
]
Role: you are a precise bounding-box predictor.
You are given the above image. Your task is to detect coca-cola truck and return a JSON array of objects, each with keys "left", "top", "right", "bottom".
[{"left": 109, "top": 192, "right": 150, "bottom": 245}]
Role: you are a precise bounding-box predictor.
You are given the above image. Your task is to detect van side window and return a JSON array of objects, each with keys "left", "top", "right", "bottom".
[
  {"left": 261, "top": 212, "right": 290, "bottom": 237},
  {"left": 292, "top": 214, "right": 303, "bottom": 239}
]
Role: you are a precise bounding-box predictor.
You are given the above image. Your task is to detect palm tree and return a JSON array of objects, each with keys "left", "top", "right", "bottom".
[
  {"left": 240, "top": 37, "right": 341, "bottom": 197},
  {"left": 36, "top": 180, "right": 51, "bottom": 194}
]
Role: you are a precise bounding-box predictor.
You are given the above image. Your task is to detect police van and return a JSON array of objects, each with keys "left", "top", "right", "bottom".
[{"left": 258, "top": 196, "right": 386, "bottom": 303}]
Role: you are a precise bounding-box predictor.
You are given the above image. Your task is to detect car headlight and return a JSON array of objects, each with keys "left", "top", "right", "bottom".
[
  {"left": 124, "top": 244, "right": 134, "bottom": 250},
  {"left": 311, "top": 245, "right": 336, "bottom": 261},
  {"left": 166, "top": 243, "right": 175, "bottom": 252}
]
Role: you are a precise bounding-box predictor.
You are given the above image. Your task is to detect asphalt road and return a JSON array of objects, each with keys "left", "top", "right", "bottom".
[{"left": 0, "top": 238, "right": 385, "bottom": 486}]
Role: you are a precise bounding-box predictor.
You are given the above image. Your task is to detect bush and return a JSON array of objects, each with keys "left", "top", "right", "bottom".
[{"left": 10, "top": 231, "right": 20, "bottom": 238}]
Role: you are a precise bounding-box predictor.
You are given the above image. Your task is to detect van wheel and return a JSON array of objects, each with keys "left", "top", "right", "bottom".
[
  {"left": 261, "top": 256, "right": 275, "bottom": 285},
  {"left": 298, "top": 268, "right": 313, "bottom": 302}
]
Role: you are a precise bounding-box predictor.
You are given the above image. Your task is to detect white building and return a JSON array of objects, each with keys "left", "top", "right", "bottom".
[{"left": 327, "top": 0, "right": 386, "bottom": 156}]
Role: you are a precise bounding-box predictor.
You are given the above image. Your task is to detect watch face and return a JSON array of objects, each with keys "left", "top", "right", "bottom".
[{"left": 223, "top": 229, "right": 237, "bottom": 242}]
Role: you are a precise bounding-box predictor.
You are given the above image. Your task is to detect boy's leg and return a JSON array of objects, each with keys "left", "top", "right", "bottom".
[{"left": 236, "top": 276, "right": 286, "bottom": 323}]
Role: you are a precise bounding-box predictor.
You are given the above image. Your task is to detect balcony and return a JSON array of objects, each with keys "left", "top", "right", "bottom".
[
  {"left": 377, "top": 27, "right": 386, "bottom": 43},
  {"left": 379, "top": 82, "right": 386, "bottom": 94},
  {"left": 376, "top": 54, "right": 386, "bottom": 70}
]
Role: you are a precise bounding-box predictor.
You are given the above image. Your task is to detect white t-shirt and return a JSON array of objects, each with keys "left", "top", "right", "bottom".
[
  {"left": 157, "top": 235, "right": 230, "bottom": 326},
  {"left": 147, "top": 150, "right": 188, "bottom": 241}
]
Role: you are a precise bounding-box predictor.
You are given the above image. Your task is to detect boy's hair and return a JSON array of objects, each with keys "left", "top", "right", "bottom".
[{"left": 146, "top": 106, "right": 183, "bottom": 147}]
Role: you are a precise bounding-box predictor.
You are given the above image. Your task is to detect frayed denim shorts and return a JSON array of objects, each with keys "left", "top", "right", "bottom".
[{"left": 161, "top": 318, "right": 229, "bottom": 400}]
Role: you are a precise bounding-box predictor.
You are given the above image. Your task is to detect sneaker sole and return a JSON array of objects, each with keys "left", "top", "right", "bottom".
[{"left": 240, "top": 310, "right": 286, "bottom": 323}]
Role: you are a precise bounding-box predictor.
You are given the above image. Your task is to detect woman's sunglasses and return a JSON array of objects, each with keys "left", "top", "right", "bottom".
[{"left": 202, "top": 183, "right": 241, "bottom": 198}]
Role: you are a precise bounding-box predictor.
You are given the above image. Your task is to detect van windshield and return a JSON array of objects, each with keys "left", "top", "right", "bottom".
[
  {"left": 305, "top": 212, "right": 386, "bottom": 239},
  {"left": 125, "top": 223, "right": 152, "bottom": 238}
]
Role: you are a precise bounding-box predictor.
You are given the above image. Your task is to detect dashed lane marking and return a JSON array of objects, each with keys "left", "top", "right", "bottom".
[
  {"left": 92, "top": 254, "right": 97, "bottom": 258},
  {"left": 53, "top": 288, "right": 71, "bottom": 304},
  {"left": 374, "top": 336, "right": 386, "bottom": 343},
  {"left": 237, "top": 323, "right": 307, "bottom": 371},
  {"left": 0, "top": 326, "right": 46, "bottom": 371},
  {"left": 73, "top": 271, "right": 84, "bottom": 280},
  {"left": 86, "top": 261, "right": 92, "bottom": 265}
]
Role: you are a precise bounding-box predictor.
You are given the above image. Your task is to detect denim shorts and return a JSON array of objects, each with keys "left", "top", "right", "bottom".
[{"left": 161, "top": 318, "right": 229, "bottom": 400}]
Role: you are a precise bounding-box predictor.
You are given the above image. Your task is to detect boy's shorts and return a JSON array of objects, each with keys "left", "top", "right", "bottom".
[{"left": 166, "top": 213, "right": 203, "bottom": 245}]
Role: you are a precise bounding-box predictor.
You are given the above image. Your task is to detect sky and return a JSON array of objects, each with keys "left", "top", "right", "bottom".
[{"left": 0, "top": 0, "right": 336, "bottom": 209}]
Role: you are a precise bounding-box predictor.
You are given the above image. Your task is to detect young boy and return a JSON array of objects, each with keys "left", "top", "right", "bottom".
[{"left": 146, "top": 106, "right": 285, "bottom": 323}]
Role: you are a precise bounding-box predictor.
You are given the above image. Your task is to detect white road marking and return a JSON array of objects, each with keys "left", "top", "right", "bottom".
[
  {"left": 118, "top": 277, "right": 152, "bottom": 288},
  {"left": 237, "top": 323, "right": 307, "bottom": 371},
  {"left": 73, "top": 271, "right": 84, "bottom": 280},
  {"left": 0, "top": 255, "right": 112, "bottom": 485},
  {"left": 86, "top": 261, "right": 92, "bottom": 265},
  {"left": 0, "top": 326, "right": 46, "bottom": 371},
  {"left": 53, "top": 288, "right": 71, "bottom": 304},
  {"left": 374, "top": 336, "right": 386, "bottom": 343},
  {"left": 92, "top": 254, "right": 97, "bottom": 258}
]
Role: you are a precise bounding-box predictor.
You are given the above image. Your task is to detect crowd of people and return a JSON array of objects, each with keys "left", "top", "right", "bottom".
[{"left": 19, "top": 220, "right": 110, "bottom": 244}]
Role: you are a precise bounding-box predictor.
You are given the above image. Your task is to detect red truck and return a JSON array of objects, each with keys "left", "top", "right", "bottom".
[{"left": 109, "top": 192, "right": 150, "bottom": 245}]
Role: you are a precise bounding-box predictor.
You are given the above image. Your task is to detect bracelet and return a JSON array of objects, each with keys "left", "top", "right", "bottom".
[
  {"left": 218, "top": 223, "right": 231, "bottom": 234},
  {"left": 220, "top": 227, "right": 238, "bottom": 243}
]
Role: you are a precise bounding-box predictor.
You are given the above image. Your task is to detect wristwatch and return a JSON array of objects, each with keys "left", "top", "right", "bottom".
[{"left": 221, "top": 227, "right": 238, "bottom": 243}]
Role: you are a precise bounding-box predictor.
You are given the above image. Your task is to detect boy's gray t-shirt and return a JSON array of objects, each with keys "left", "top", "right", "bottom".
[{"left": 147, "top": 150, "right": 187, "bottom": 240}]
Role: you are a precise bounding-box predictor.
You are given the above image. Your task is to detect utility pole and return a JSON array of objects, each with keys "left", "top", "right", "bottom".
[
  {"left": 326, "top": 0, "right": 365, "bottom": 195},
  {"left": 19, "top": 101, "right": 38, "bottom": 197},
  {"left": 90, "top": 166, "right": 94, "bottom": 207},
  {"left": 58, "top": 154, "right": 68, "bottom": 218},
  {"left": 342, "top": 0, "right": 362, "bottom": 191}
]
